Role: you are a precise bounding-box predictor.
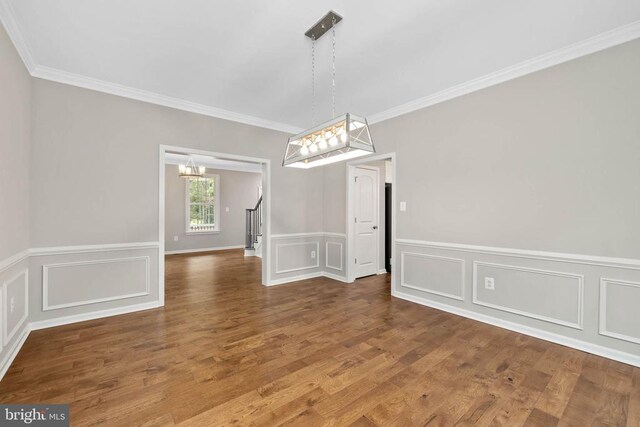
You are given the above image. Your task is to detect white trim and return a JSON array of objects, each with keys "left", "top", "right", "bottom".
[
  {"left": 377, "top": 269, "right": 388, "bottom": 275},
  {"left": 30, "top": 65, "right": 302, "bottom": 134},
  {"left": 325, "top": 242, "right": 343, "bottom": 271},
  {"left": 165, "top": 245, "right": 245, "bottom": 255},
  {"left": 3, "top": 269, "right": 28, "bottom": 345},
  {"left": 267, "top": 272, "right": 324, "bottom": 286},
  {"left": 400, "top": 252, "right": 465, "bottom": 301},
  {"left": 0, "top": 324, "right": 29, "bottom": 381},
  {"left": 323, "top": 272, "right": 348, "bottom": 283},
  {"left": 368, "top": 20, "right": 640, "bottom": 124},
  {"left": 30, "top": 301, "right": 162, "bottom": 331},
  {"left": 0, "top": 249, "right": 29, "bottom": 274},
  {"left": 395, "top": 238, "right": 640, "bottom": 270},
  {"left": 184, "top": 173, "right": 221, "bottom": 234},
  {"left": 271, "top": 232, "right": 326, "bottom": 240},
  {"left": 347, "top": 153, "right": 397, "bottom": 289},
  {"left": 324, "top": 232, "right": 347, "bottom": 238},
  {"left": 472, "top": 261, "right": 584, "bottom": 330},
  {"left": 42, "top": 257, "right": 150, "bottom": 311},
  {"left": 392, "top": 289, "right": 640, "bottom": 368},
  {"left": 275, "top": 241, "right": 320, "bottom": 274},
  {"left": 159, "top": 145, "right": 271, "bottom": 293},
  {"left": 599, "top": 278, "right": 640, "bottom": 345},
  {"left": 0, "top": 0, "right": 36, "bottom": 71},
  {"left": 30, "top": 242, "right": 159, "bottom": 256}
]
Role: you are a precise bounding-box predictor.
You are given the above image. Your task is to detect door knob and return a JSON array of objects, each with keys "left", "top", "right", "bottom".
[{"left": 372, "top": 226, "right": 378, "bottom": 230}]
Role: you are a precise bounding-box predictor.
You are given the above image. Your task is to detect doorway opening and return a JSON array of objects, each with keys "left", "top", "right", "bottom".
[
  {"left": 158, "top": 145, "right": 271, "bottom": 306},
  {"left": 346, "top": 153, "right": 396, "bottom": 287}
]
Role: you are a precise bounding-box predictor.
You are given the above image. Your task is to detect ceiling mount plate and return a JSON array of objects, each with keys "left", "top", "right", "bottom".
[{"left": 305, "top": 10, "right": 342, "bottom": 40}]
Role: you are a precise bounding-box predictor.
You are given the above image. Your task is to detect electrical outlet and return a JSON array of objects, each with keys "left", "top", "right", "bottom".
[
  {"left": 173, "top": 236, "right": 179, "bottom": 242},
  {"left": 10, "top": 297, "right": 15, "bottom": 313},
  {"left": 225, "top": 207, "right": 229, "bottom": 212},
  {"left": 484, "top": 277, "right": 495, "bottom": 290},
  {"left": 311, "top": 250, "right": 316, "bottom": 259},
  {"left": 400, "top": 201, "right": 407, "bottom": 211}
]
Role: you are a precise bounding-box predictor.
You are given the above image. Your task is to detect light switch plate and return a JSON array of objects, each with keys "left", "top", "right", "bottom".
[{"left": 400, "top": 201, "right": 407, "bottom": 211}]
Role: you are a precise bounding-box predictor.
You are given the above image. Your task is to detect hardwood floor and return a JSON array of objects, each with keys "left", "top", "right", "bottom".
[{"left": 1, "top": 249, "right": 638, "bottom": 426}]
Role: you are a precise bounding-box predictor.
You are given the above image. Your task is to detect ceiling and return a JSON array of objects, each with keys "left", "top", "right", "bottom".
[
  {"left": 165, "top": 153, "right": 263, "bottom": 173},
  {"left": 2, "top": 1, "right": 640, "bottom": 132}
]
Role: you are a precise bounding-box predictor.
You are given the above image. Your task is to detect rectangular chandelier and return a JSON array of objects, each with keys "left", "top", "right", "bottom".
[{"left": 283, "top": 113, "right": 375, "bottom": 168}]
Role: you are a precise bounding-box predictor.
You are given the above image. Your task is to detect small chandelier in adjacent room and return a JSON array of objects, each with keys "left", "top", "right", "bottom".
[
  {"left": 283, "top": 11, "right": 375, "bottom": 169},
  {"left": 178, "top": 157, "right": 205, "bottom": 178}
]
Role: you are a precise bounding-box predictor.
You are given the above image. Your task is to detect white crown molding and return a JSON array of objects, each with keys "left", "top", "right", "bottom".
[
  {"left": 395, "top": 238, "right": 640, "bottom": 270},
  {"left": 30, "top": 65, "right": 302, "bottom": 134},
  {"left": 368, "top": 20, "right": 640, "bottom": 124},
  {"left": 3, "top": 1, "right": 640, "bottom": 141},
  {"left": 0, "top": 0, "right": 35, "bottom": 72}
]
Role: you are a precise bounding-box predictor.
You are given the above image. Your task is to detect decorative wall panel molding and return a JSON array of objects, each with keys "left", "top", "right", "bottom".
[
  {"left": 2, "top": 269, "right": 28, "bottom": 346},
  {"left": 275, "top": 241, "right": 320, "bottom": 274},
  {"left": 43, "top": 256, "right": 150, "bottom": 311},
  {"left": 325, "top": 242, "right": 344, "bottom": 271},
  {"left": 473, "top": 261, "right": 584, "bottom": 330},
  {"left": 600, "top": 278, "right": 640, "bottom": 345},
  {"left": 400, "top": 252, "right": 465, "bottom": 301}
]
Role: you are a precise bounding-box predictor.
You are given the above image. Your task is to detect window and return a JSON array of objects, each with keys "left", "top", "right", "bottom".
[{"left": 185, "top": 175, "right": 220, "bottom": 233}]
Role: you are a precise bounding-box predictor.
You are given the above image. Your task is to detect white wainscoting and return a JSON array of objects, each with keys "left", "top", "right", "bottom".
[
  {"left": 394, "top": 238, "right": 640, "bottom": 367},
  {"left": 43, "top": 256, "right": 150, "bottom": 311},
  {"left": 400, "top": 252, "right": 465, "bottom": 301},
  {"left": 275, "top": 241, "right": 320, "bottom": 274},
  {"left": 2, "top": 269, "right": 29, "bottom": 346},
  {"left": 2, "top": 269, "right": 28, "bottom": 346},
  {"left": 599, "top": 278, "right": 640, "bottom": 345},
  {"left": 325, "top": 242, "right": 344, "bottom": 271},
  {"left": 473, "top": 261, "right": 584, "bottom": 330}
]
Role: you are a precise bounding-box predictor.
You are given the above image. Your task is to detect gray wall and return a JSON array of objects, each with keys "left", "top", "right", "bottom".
[
  {"left": 326, "top": 39, "right": 640, "bottom": 260},
  {"left": 0, "top": 25, "right": 30, "bottom": 260},
  {"left": 321, "top": 39, "right": 640, "bottom": 361},
  {"left": 30, "top": 79, "right": 324, "bottom": 248},
  {"left": 164, "top": 165, "right": 262, "bottom": 252},
  {"left": 0, "top": 25, "right": 31, "bottom": 376}
]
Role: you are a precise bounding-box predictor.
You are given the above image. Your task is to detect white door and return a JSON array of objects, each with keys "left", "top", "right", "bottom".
[{"left": 352, "top": 166, "right": 379, "bottom": 278}]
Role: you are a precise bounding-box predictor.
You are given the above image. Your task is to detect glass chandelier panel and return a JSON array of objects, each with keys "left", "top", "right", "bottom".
[
  {"left": 282, "top": 11, "right": 375, "bottom": 169},
  {"left": 283, "top": 113, "right": 374, "bottom": 168}
]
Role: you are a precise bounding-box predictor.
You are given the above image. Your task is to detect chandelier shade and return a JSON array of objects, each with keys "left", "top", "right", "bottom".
[{"left": 283, "top": 113, "right": 375, "bottom": 168}]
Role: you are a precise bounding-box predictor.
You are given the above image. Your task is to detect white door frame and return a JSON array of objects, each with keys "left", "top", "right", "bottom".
[
  {"left": 158, "top": 145, "right": 271, "bottom": 305},
  {"left": 346, "top": 152, "right": 397, "bottom": 290}
]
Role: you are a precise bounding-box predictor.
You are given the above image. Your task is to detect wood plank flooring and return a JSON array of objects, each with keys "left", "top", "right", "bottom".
[{"left": 0, "top": 249, "right": 638, "bottom": 426}]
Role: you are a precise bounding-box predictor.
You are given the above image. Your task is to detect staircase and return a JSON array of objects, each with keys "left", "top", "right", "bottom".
[{"left": 244, "top": 196, "right": 262, "bottom": 257}]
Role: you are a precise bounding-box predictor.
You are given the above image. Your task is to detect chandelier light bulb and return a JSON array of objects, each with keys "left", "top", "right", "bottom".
[
  {"left": 309, "top": 143, "right": 319, "bottom": 153},
  {"left": 301, "top": 145, "right": 310, "bottom": 155},
  {"left": 329, "top": 136, "right": 338, "bottom": 146},
  {"left": 319, "top": 138, "right": 328, "bottom": 149}
]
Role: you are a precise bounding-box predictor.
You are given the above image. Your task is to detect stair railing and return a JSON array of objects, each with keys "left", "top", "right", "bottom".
[{"left": 245, "top": 196, "right": 263, "bottom": 250}]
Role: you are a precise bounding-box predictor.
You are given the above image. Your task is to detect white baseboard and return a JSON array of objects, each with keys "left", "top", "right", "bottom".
[
  {"left": 30, "top": 301, "right": 162, "bottom": 331},
  {"left": 165, "top": 245, "right": 244, "bottom": 255},
  {"left": 378, "top": 269, "right": 389, "bottom": 275},
  {"left": 323, "top": 272, "right": 349, "bottom": 283},
  {"left": 392, "top": 289, "right": 640, "bottom": 368},
  {"left": 267, "top": 272, "right": 324, "bottom": 286},
  {"left": 0, "top": 325, "right": 30, "bottom": 381}
]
